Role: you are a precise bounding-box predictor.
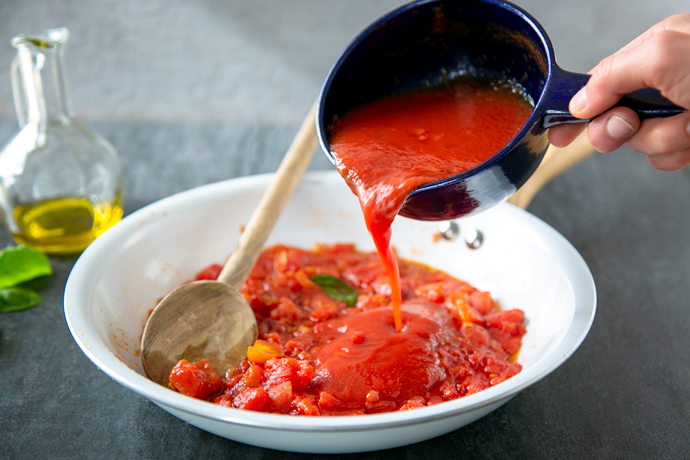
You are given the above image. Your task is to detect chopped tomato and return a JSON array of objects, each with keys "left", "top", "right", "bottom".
[
  {"left": 233, "top": 387, "right": 269, "bottom": 411},
  {"left": 195, "top": 264, "right": 223, "bottom": 281},
  {"left": 167, "top": 244, "right": 527, "bottom": 415},
  {"left": 169, "top": 358, "right": 221, "bottom": 399},
  {"left": 264, "top": 357, "right": 314, "bottom": 391},
  {"left": 266, "top": 381, "right": 293, "bottom": 413}
]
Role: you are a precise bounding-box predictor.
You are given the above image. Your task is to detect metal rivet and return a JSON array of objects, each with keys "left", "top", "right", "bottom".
[
  {"left": 438, "top": 221, "right": 460, "bottom": 242},
  {"left": 465, "top": 229, "right": 484, "bottom": 249}
]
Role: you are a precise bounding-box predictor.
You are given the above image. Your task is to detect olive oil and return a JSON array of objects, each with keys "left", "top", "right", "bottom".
[
  {"left": 0, "top": 28, "right": 125, "bottom": 255},
  {"left": 11, "top": 195, "right": 123, "bottom": 254}
]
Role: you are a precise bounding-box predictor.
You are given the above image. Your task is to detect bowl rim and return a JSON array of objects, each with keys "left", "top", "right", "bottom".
[{"left": 64, "top": 170, "right": 596, "bottom": 432}]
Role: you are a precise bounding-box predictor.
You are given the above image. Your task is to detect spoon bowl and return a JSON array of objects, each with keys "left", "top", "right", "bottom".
[
  {"left": 316, "top": 0, "right": 684, "bottom": 221},
  {"left": 140, "top": 282, "right": 257, "bottom": 386}
]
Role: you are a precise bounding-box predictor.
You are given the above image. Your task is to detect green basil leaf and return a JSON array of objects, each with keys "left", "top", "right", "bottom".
[
  {"left": 0, "top": 287, "right": 42, "bottom": 312},
  {"left": 0, "top": 245, "right": 52, "bottom": 289},
  {"left": 310, "top": 274, "right": 358, "bottom": 307}
]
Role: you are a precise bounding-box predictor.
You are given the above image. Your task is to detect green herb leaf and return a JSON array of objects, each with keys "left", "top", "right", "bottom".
[
  {"left": 310, "top": 274, "right": 358, "bottom": 307},
  {"left": 0, "top": 287, "right": 42, "bottom": 312},
  {"left": 0, "top": 245, "right": 52, "bottom": 289}
]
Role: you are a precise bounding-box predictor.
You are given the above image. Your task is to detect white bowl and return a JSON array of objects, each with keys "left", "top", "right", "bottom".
[{"left": 64, "top": 170, "right": 596, "bottom": 453}]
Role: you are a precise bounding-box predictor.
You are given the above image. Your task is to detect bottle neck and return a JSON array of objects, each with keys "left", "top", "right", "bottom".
[{"left": 12, "top": 40, "right": 73, "bottom": 129}]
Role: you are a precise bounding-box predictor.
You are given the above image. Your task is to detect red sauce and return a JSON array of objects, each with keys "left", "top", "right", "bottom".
[
  {"left": 168, "top": 244, "right": 526, "bottom": 415},
  {"left": 329, "top": 80, "right": 533, "bottom": 330},
  {"left": 166, "top": 80, "right": 532, "bottom": 414}
]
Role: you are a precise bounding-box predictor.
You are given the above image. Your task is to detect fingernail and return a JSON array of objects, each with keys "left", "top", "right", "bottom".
[
  {"left": 570, "top": 87, "right": 587, "bottom": 113},
  {"left": 606, "top": 115, "right": 635, "bottom": 139}
]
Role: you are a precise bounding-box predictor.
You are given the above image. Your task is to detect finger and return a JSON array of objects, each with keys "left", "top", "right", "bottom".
[
  {"left": 570, "top": 30, "right": 690, "bottom": 119},
  {"left": 645, "top": 147, "right": 690, "bottom": 172},
  {"left": 587, "top": 107, "right": 641, "bottom": 153},
  {"left": 625, "top": 111, "right": 690, "bottom": 155},
  {"left": 547, "top": 123, "right": 587, "bottom": 148}
]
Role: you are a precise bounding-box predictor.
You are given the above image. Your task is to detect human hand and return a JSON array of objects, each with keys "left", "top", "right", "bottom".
[{"left": 548, "top": 13, "right": 690, "bottom": 171}]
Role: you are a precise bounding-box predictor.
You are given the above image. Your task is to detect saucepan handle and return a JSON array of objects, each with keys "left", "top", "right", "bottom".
[
  {"left": 512, "top": 65, "right": 688, "bottom": 209},
  {"left": 541, "top": 68, "right": 686, "bottom": 128}
]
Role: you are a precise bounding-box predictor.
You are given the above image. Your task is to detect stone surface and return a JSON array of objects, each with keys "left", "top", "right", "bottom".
[{"left": 0, "top": 0, "right": 689, "bottom": 458}]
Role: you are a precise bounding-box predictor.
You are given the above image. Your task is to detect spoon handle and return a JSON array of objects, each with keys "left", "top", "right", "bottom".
[{"left": 218, "top": 103, "right": 318, "bottom": 289}]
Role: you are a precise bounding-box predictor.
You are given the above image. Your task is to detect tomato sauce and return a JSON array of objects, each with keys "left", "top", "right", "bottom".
[
  {"left": 167, "top": 80, "right": 532, "bottom": 414},
  {"left": 328, "top": 80, "right": 533, "bottom": 330},
  {"left": 168, "top": 244, "right": 526, "bottom": 415}
]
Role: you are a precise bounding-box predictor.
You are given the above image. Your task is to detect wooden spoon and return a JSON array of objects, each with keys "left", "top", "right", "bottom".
[{"left": 141, "top": 103, "right": 318, "bottom": 386}]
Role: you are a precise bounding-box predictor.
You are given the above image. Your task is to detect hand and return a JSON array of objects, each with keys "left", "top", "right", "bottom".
[{"left": 548, "top": 13, "right": 690, "bottom": 171}]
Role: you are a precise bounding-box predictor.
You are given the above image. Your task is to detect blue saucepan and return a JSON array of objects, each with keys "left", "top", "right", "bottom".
[{"left": 316, "top": 0, "right": 684, "bottom": 221}]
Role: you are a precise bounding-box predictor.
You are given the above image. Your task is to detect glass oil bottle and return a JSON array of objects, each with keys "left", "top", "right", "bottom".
[{"left": 0, "top": 27, "right": 124, "bottom": 255}]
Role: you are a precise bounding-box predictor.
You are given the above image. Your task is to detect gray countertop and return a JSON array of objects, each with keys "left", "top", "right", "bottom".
[{"left": 1, "top": 1, "right": 689, "bottom": 458}]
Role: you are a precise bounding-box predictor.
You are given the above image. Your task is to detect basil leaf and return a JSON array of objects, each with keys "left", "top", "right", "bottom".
[
  {"left": 0, "top": 245, "right": 52, "bottom": 289},
  {"left": 310, "top": 274, "right": 358, "bottom": 307},
  {"left": 0, "top": 287, "right": 42, "bottom": 312}
]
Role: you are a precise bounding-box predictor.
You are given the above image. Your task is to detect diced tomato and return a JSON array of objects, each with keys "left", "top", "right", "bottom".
[
  {"left": 462, "top": 324, "right": 491, "bottom": 347},
  {"left": 398, "top": 397, "right": 426, "bottom": 411},
  {"left": 241, "top": 365, "right": 264, "bottom": 387},
  {"left": 267, "top": 381, "right": 293, "bottom": 413},
  {"left": 309, "top": 301, "right": 339, "bottom": 322},
  {"left": 195, "top": 264, "right": 223, "bottom": 281},
  {"left": 502, "top": 337, "right": 522, "bottom": 356},
  {"left": 318, "top": 391, "right": 343, "bottom": 410},
  {"left": 342, "top": 263, "right": 382, "bottom": 288},
  {"left": 269, "top": 298, "right": 304, "bottom": 322},
  {"left": 294, "top": 270, "right": 317, "bottom": 289},
  {"left": 169, "top": 358, "right": 222, "bottom": 400},
  {"left": 483, "top": 353, "right": 509, "bottom": 376},
  {"left": 355, "top": 294, "right": 386, "bottom": 310},
  {"left": 437, "top": 376, "right": 459, "bottom": 401},
  {"left": 427, "top": 395, "right": 444, "bottom": 405},
  {"left": 233, "top": 387, "right": 269, "bottom": 411},
  {"left": 292, "top": 394, "right": 320, "bottom": 416},
  {"left": 448, "top": 292, "right": 482, "bottom": 324},
  {"left": 490, "top": 362, "right": 522, "bottom": 386},
  {"left": 469, "top": 291, "right": 494, "bottom": 314},
  {"left": 467, "top": 350, "right": 487, "bottom": 370},
  {"left": 211, "top": 394, "right": 233, "bottom": 407},
  {"left": 414, "top": 283, "right": 445, "bottom": 303},
  {"left": 449, "top": 363, "right": 473, "bottom": 381},
  {"left": 485, "top": 309, "right": 525, "bottom": 332},
  {"left": 363, "top": 390, "right": 396, "bottom": 412},
  {"left": 167, "top": 244, "right": 527, "bottom": 416},
  {"left": 459, "top": 374, "right": 490, "bottom": 396},
  {"left": 264, "top": 357, "right": 314, "bottom": 391}
]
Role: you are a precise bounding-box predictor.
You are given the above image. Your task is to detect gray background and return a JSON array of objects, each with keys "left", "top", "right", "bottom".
[{"left": 1, "top": 0, "right": 689, "bottom": 458}]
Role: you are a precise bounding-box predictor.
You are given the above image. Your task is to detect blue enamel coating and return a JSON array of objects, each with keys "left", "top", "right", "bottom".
[{"left": 316, "top": 0, "right": 685, "bottom": 221}]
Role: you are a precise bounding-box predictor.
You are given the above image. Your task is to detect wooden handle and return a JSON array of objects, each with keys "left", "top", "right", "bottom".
[
  {"left": 218, "top": 102, "right": 318, "bottom": 289},
  {"left": 507, "top": 130, "right": 596, "bottom": 209}
]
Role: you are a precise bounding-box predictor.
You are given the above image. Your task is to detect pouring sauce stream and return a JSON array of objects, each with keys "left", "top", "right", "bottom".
[{"left": 329, "top": 78, "right": 533, "bottom": 331}]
